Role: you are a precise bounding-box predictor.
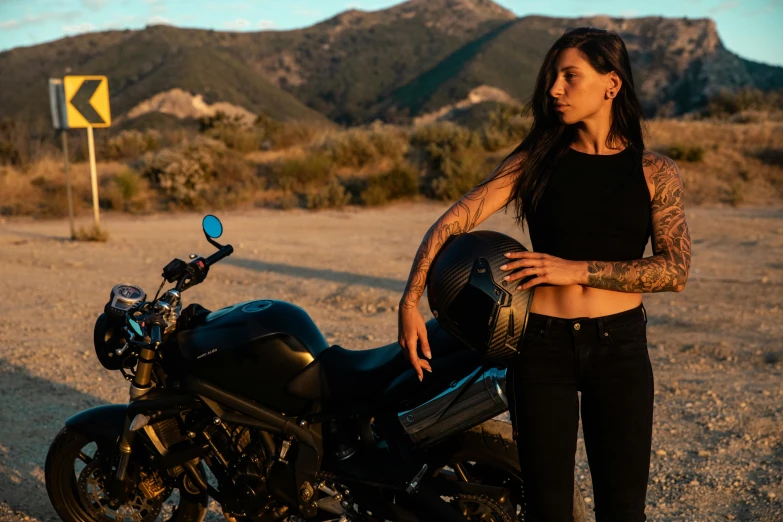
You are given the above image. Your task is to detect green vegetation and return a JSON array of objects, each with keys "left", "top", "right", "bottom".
[
  {"left": 360, "top": 162, "right": 421, "bottom": 206},
  {"left": 706, "top": 88, "right": 783, "bottom": 117},
  {"left": 664, "top": 144, "right": 705, "bottom": 162}
]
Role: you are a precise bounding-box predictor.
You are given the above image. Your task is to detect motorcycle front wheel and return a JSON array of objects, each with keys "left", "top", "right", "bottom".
[{"left": 45, "top": 425, "right": 209, "bottom": 522}]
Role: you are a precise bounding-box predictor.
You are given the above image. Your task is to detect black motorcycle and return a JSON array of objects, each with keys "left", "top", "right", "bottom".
[{"left": 44, "top": 215, "right": 585, "bottom": 522}]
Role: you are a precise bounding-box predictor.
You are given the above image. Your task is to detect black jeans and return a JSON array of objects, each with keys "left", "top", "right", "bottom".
[{"left": 509, "top": 302, "right": 654, "bottom": 522}]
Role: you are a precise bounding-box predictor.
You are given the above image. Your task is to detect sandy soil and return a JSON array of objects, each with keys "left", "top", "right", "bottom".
[{"left": 0, "top": 201, "right": 781, "bottom": 521}]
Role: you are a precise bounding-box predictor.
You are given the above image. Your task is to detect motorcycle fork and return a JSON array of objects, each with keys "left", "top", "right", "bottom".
[{"left": 109, "top": 345, "right": 157, "bottom": 499}]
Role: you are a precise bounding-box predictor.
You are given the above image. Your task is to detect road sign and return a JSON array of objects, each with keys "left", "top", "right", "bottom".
[
  {"left": 48, "top": 79, "right": 68, "bottom": 130},
  {"left": 63, "top": 75, "right": 111, "bottom": 128}
]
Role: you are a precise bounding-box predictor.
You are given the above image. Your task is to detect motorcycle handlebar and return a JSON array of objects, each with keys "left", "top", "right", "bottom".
[{"left": 205, "top": 245, "right": 233, "bottom": 267}]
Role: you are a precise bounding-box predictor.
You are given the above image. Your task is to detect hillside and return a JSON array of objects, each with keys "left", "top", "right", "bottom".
[
  {"left": 375, "top": 14, "right": 783, "bottom": 119},
  {"left": 0, "top": 0, "right": 781, "bottom": 126}
]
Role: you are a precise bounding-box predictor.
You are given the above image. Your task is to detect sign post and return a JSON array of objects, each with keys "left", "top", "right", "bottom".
[
  {"left": 49, "top": 79, "right": 75, "bottom": 239},
  {"left": 62, "top": 75, "right": 111, "bottom": 231}
]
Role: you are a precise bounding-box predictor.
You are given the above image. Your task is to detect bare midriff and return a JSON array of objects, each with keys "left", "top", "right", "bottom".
[{"left": 528, "top": 284, "right": 642, "bottom": 319}]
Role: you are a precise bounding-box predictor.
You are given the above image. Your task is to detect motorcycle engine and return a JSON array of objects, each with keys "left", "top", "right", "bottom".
[{"left": 209, "top": 427, "right": 277, "bottom": 517}]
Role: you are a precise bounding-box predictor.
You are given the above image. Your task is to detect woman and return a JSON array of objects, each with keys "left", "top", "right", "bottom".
[{"left": 397, "top": 27, "right": 691, "bottom": 521}]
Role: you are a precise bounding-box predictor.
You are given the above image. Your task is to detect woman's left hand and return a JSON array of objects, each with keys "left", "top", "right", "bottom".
[{"left": 500, "top": 251, "right": 586, "bottom": 291}]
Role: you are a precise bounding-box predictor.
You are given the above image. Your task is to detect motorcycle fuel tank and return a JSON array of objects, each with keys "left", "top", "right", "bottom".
[{"left": 176, "top": 300, "right": 329, "bottom": 415}]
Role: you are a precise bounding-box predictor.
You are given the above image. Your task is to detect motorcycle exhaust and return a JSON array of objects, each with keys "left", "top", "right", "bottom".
[{"left": 397, "top": 367, "right": 507, "bottom": 447}]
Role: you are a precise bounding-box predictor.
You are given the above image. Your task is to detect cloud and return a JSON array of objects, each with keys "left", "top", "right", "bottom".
[
  {"left": 224, "top": 18, "right": 250, "bottom": 30},
  {"left": 258, "top": 19, "right": 277, "bottom": 29},
  {"left": 62, "top": 22, "right": 95, "bottom": 34},
  {"left": 148, "top": 15, "right": 171, "bottom": 25},
  {"left": 707, "top": 1, "right": 738, "bottom": 14},
  {"left": 743, "top": 0, "right": 783, "bottom": 16},
  {"left": 81, "top": 0, "right": 107, "bottom": 9},
  {"left": 0, "top": 20, "right": 20, "bottom": 29},
  {"left": 12, "top": 11, "right": 83, "bottom": 28}
]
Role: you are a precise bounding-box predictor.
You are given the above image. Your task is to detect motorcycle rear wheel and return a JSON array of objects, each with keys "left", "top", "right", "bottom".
[
  {"left": 435, "top": 420, "right": 587, "bottom": 522},
  {"left": 45, "top": 425, "right": 209, "bottom": 522}
]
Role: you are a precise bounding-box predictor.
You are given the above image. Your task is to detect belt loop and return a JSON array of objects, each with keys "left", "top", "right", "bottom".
[
  {"left": 641, "top": 303, "right": 648, "bottom": 324},
  {"left": 544, "top": 317, "right": 552, "bottom": 337},
  {"left": 597, "top": 319, "right": 605, "bottom": 343}
]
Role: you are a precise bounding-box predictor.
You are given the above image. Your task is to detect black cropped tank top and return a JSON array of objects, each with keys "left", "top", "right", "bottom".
[{"left": 526, "top": 146, "right": 653, "bottom": 261}]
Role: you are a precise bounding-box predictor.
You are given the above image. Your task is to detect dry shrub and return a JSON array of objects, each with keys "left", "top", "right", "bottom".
[
  {"left": 706, "top": 88, "right": 783, "bottom": 118},
  {"left": 206, "top": 150, "right": 260, "bottom": 209},
  {"left": 360, "top": 162, "right": 420, "bottom": 206},
  {"left": 0, "top": 156, "right": 117, "bottom": 217},
  {"left": 199, "top": 112, "right": 263, "bottom": 153},
  {"left": 269, "top": 121, "right": 332, "bottom": 150},
  {"left": 139, "top": 137, "right": 257, "bottom": 209},
  {"left": 411, "top": 122, "right": 486, "bottom": 200},
  {"left": 647, "top": 119, "right": 783, "bottom": 205},
  {"left": 105, "top": 130, "right": 161, "bottom": 161},
  {"left": 480, "top": 105, "right": 530, "bottom": 152},
  {"left": 271, "top": 153, "right": 335, "bottom": 192},
  {"left": 663, "top": 144, "right": 705, "bottom": 162},
  {"left": 101, "top": 170, "right": 152, "bottom": 214},
  {"left": 751, "top": 148, "right": 783, "bottom": 168},
  {"left": 305, "top": 178, "right": 351, "bottom": 209},
  {"left": 316, "top": 125, "right": 410, "bottom": 168},
  {"left": 74, "top": 224, "right": 109, "bottom": 242},
  {"left": 0, "top": 117, "right": 57, "bottom": 169}
]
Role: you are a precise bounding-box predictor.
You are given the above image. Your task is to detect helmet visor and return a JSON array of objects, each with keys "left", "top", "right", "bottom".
[{"left": 446, "top": 257, "right": 511, "bottom": 353}]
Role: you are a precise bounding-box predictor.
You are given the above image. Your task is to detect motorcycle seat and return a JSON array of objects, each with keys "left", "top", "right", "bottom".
[{"left": 286, "top": 320, "right": 478, "bottom": 415}]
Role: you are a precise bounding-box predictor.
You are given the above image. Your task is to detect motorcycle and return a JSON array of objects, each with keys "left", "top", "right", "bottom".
[{"left": 44, "top": 215, "right": 586, "bottom": 522}]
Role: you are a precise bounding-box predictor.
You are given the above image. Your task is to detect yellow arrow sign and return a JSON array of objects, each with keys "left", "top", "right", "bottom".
[{"left": 63, "top": 75, "right": 111, "bottom": 128}]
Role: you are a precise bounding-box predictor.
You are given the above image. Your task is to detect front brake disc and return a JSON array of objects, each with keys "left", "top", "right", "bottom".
[{"left": 77, "top": 459, "right": 170, "bottom": 522}]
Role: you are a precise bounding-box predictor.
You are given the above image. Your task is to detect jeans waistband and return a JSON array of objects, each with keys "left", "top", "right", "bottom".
[{"left": 525, "top": 302, "right": 647, "bottom": 336}]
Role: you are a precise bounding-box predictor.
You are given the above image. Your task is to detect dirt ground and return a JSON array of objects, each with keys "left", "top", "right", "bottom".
[{"left": 0, "top": 201, "right": 781, "bottom": 521}]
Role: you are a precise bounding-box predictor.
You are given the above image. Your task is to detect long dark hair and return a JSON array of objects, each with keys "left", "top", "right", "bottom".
[{"left": 488, "top": 27, "right": 647, "bottom": 230}]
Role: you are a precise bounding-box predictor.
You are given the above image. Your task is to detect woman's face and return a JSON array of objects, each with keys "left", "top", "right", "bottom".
[{"left": 548, "top": 47, "right": 621, "bottom": 125}]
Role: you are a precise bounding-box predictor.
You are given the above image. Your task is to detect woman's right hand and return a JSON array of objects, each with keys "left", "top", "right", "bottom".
[{"left": 397, "top": 304, "right": 433, "bottom": 382}]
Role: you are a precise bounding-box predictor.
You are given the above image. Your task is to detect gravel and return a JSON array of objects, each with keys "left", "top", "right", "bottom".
[{"left": 0, "top": 202, "right": 781, "bottom": 521}]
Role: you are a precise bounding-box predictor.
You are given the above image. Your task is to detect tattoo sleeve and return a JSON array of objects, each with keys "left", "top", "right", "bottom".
[
  {"left": 400, "top": 156, "right": 520, "bottom": 309},
  {"left": 585, "top": 152, "right": 692, "bottom": 293}
]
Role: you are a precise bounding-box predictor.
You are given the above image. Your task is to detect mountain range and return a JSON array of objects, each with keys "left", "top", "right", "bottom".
[{"left": 1, "top": 0, "right": 781, "bottom": 128}]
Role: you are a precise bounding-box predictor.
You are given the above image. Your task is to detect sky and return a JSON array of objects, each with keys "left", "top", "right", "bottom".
[{"left": 0, "top": 0, "right": 781, "bottom": 66}]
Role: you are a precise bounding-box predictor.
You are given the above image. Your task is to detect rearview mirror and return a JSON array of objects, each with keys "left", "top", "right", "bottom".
[{"left": 202, "top": 215, "right": 223, "bottom": 239}]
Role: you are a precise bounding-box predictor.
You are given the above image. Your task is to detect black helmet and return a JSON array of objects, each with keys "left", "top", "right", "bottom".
[{"left": 426, "top": 230, "right": 535, "bottom": 361}]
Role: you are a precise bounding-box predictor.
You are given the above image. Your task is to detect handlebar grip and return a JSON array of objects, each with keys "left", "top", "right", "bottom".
[
  {"left": 205, "top": 245, "right": 233, "bottom": 266},
  {"left": 150, "top": 324, "right": 162, "bottom": 346}
]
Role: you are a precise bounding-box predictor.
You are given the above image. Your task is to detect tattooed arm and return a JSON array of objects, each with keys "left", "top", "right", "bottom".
[
  {"left": 399, "top": 153, "right": 524, "bottom": 310},
  {"left": 584, "top": 151, "right": 691, "bottom": 292}
]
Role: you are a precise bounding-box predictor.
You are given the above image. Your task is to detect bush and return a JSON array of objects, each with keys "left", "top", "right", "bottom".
[
  {"left": 74, "top": 224, "right": 109, "bottom": 242},
  {"left": 105, "top": 130, "right": 161, "bottom": 160},
  {"left": 101, "top": 170, "right": 151, "bottom": 213},
  {"left": 316, "top": 125, "right": 410, "bottom": 168},
  {"left": 360, "top": 162, "right": 420, "bottom": 206},
  {"left": 138, "top": 138, "right": 256, "bottom": 209},
  {"left": 665, "top": 145, "right": 705, "bottom": 162},
  {"left": 199, "top": 111, "right": 264, "bottom": 153},
  {"left": 411, "top": 122, "right": 486, "bottom": 200},
  {"left": 429, "top": 148, "right": 487, "bottom": 200},
  {"left": 271, "top": 153, "right": 335, "bottom": 192},
  {"left": 480, "top": 104, "right": 529, "bottom": 152},
  {"left": 305, "top": 178, "right": 351, "bottom": 209},
  {"left": 706, "top": 87, "right": 783, "bottom": 117},
  {"left": 268, "top": 121, "right": 330, "bottom": 150},
  {"left": 728, "top": 182, "right": 744, "bottom": 207}
]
